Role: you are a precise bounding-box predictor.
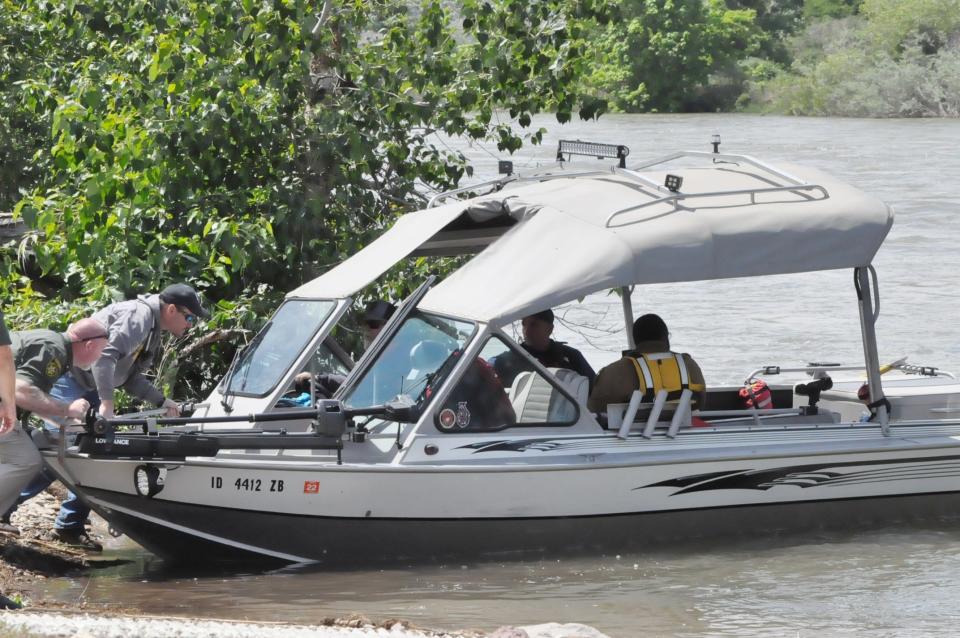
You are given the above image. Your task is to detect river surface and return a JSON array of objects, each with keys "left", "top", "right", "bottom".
[{"left": 41, "top": 114, "right": 960, "bottom": 636}]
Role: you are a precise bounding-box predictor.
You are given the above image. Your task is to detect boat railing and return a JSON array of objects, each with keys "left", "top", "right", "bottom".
[
  {"left": 426, "top": 168, "right": 611, "bottom": 208},
  {"left": 744, "top": 362, "right": 956, "bottom": 384},
  {"left": 426, "top": 148, "right": 831, "bottom": 229},
  {"left": 604, "top": 151, "right": 830, "bottom": 227}
]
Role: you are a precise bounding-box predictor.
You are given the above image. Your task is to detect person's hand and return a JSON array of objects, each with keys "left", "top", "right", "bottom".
[
  {"left": 161, "top": 398, "right": 181, "bottom": 417},
  {"left": 0, "top": 403, "right": 15, "bottom": 436},
  {"left": 66, "top": 398, "right": 91, "bottom": 420},
  {"left": 98, "top": 400, "right": 115, "bottom": 419}
]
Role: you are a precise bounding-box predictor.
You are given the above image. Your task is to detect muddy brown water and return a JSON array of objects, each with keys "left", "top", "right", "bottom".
[{"left": 35, "top": 114, "right": 960, "bottom": 636}]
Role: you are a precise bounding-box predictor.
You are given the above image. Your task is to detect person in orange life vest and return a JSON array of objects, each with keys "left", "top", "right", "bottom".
[{"left": 587, "top": 313, "right": 706, "bottom": 413}]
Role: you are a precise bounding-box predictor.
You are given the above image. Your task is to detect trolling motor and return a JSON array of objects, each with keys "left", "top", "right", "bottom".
[
  {"left": 76, "top": 397, "right": 421, "bottom": 463},
  {"left": 84, "top": 406, "right": 112, "bottom": 436},
  {"left": 794, "top": 375, "right": 833, "bottom": 415}
]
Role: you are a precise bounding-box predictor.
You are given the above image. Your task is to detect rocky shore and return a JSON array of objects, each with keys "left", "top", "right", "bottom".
[
  {"left": 0, "top": 489, "right": 610, "bottom": 638},
  {"left": 0, "top": 486, "right": 103, "bottom": 612}
]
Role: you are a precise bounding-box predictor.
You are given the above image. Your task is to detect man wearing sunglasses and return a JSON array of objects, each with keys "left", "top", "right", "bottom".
[{"left": 13, "top": 283, "right": 209, "bottom": 550}]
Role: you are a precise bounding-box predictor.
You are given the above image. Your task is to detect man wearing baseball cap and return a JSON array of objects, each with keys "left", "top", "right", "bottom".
[
  {"left": 16, "top": 283, "right": 208, "bottom": 549},
  {"left": 493, "top": 308, "right": 595, "bottom": 388}
]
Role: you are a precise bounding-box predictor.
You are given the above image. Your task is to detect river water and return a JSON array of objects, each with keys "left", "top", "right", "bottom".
[{"left": 41, "top": 114, "right": 960, "bottom": 636}]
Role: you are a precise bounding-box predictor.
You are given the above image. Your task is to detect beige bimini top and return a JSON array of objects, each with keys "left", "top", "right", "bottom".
[{"left": 291, "top": 155, "right": 894, "bottom": 328}]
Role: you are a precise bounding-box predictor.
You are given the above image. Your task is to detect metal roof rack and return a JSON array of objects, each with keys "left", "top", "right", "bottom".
[
  {"left": 426, "top": 146, "right": 829, "bottom": 220},
  {"left": 604, "top": 151, "right": 830, "bottom": 227}
]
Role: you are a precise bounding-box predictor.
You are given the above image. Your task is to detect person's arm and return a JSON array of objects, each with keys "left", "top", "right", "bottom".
[
  {"left": 567, "top": 348, "right": 596, "bottom": 385},
  {"left": 0, "top": 345, "right": 15, "bottom": 435},
  {"left": 685, "top": 355, "right": 707, "bottom": 409},
  {"left": 586, "top": 359, "right": 634, "bottom": 412},
  {"left": 119, "top": 372, "right": 174, "bottom": 415},
  {"left": 14, "top": 379, "right": 89, "bottom": 421},
  {"left": 120, "top": 371, "right": 165, "bottom": 406}
]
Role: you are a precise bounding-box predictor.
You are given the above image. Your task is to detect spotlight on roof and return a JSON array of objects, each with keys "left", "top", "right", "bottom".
[{"left": 664, "top": 174, "right": 683, "bottom": 193}]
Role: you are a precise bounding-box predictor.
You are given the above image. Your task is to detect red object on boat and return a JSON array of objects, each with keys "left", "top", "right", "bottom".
[{"left": 740, "top": 380, "right": 773, "bottom": 410}]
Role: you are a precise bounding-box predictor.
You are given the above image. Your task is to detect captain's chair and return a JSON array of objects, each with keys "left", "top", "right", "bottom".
[{"left": 509, "top": 368, "right": 588, "bottom": 423}]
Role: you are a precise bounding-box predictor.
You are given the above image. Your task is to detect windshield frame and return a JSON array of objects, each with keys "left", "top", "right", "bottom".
[
  {"left": 426, "top": 327, "right": 582, "bottom": 434},
  {"left": 221, "top": 298, "right": 345, "bottom": 399},
  {"left": 338, "top": 308, "right": 478, "bottom": 413}
]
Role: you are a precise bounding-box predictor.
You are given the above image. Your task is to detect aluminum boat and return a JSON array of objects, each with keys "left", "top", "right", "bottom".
[{"left": 43, "top": 140, "right": 960, "bottom": 564}]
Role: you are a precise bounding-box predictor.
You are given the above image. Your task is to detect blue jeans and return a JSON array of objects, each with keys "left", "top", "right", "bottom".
[{"left": 5, "top": 373, "right": 99, "bottom": 530}]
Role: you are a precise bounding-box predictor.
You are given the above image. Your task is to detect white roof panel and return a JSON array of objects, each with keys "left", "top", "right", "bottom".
[{"left": 418, "top": 162, "right": 893, "bottom": 326}]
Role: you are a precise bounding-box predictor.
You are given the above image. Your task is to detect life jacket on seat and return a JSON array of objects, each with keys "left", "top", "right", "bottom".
[{"left": 627, "top": 352, "right": 704, "bottom": 403}]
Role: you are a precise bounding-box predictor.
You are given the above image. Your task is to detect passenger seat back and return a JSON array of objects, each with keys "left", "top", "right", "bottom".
[{"left": 508, "top": 368, "right": 588, "bottom": 423}]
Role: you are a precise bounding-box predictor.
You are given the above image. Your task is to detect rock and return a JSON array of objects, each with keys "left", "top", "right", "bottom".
[
  {"left": 488, "top": 627, "right": 529, "bottom": 638},
  {"left": 519, "top": 623, "right": 611, "bottom": 638}
]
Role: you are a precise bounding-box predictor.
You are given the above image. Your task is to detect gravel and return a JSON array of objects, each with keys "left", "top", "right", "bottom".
[
  {"left": 0, "top": 612, "right": 610, "bottom": 638},
  {"left": 0, "top": 611, "right": 471, "bottom": 638}
]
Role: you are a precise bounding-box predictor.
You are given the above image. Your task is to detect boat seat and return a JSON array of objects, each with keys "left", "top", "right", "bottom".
[
  {"left": 510, "top": 371, "right": 552, "bottom": 422},
  {"left": 509, "top": 368, "right": 586, "bottom": 423},
  {"left": 549, "top": 367, "right": 590, "bottom": 407}
]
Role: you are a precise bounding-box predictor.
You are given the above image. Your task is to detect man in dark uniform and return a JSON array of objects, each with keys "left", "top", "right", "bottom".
[
  {"left": 493, "top": 309, "right": 596, "bottom": 388},
  {"left": 0, "top": 317, "right": 108, "bottom": 536}
]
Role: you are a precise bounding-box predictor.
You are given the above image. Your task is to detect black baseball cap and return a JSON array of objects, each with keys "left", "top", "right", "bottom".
[
  {"left": 362, "top": 300, "right": 396, "bottom": 325},
  {"left": 527, "top": 309, "right": 554, "bottom": 324},
  {"left": 159, "top": 283, "right": 210, "bottom": 319}
]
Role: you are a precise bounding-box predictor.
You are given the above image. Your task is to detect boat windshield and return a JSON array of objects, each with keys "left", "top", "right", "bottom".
[
  {"left": 343, "top": 311, "right": 475, "bottom": 409},
  {"left": 225, "top": 299, "right": 337, "bottom": 397}
]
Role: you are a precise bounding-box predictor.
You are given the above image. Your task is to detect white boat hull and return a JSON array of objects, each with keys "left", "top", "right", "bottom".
[{"left": 45, "top": 424, "right": 960, "bottom": 564}]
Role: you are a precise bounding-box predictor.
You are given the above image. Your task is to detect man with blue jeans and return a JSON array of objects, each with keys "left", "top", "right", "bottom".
[
  {"left": 10, "top": 374, "right": 101, "bottom": 538},
  {"left": 1, "top": 318, "right": 108, "bottom": 539},
  {"left": 8, "top": 283, "right": 208, "bottom": 551}
]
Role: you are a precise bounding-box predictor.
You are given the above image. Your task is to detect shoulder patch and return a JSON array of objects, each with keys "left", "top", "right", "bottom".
[{"left": 45, "top": 358, "right": 62, "bottom": 379}]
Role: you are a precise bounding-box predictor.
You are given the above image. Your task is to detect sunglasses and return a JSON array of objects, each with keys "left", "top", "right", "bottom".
[{"left": 177, "top": 307, "right": 197, "bottom": 325}]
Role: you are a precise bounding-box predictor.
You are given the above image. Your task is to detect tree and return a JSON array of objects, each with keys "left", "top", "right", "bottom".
[
  {"left": 747, "top": 0, "right": 960, "bottom": 116},
  {"left": 585, "top": 0, "right": 764, "bottom": 112},
  {"left": 1, "top": 0, "right": 611, "bottom": 399}
]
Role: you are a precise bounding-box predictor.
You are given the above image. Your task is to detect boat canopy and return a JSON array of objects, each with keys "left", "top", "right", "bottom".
[
  {"left": 289, "top": 155, "right": 893, "bottom": 329},
  {"left": 287, "top": 197, "right": 529, "bottom": 299},
  {"left": 419, "top": 161, "right": 893, "bottom": 327}
]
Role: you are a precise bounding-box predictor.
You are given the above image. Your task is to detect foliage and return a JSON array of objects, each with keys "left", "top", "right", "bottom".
[
  {"left": 861, "top": 0, "right": 960, "bottom": 51},
  {"left": 0, "top": 0, "right": 610, "bottom": 401},
  {"left": 748, "top": 0, "right": 960, "bottom": 115},
  {"left": 585, "top": 0, "right": 764, "bottom": 112},
  {"left": 730, "top": 0, "right": 804, "bottom": 61},
  {"left": 802, "top": 0, "right": 860, "bottom": 21}
]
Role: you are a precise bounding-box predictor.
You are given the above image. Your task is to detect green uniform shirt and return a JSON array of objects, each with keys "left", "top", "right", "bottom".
[
  {"left": 0, "top": 310, "right": 10, "bottom": 346},
  {"left": 9, "top": 330, "right": 72, "bottom": 423}
]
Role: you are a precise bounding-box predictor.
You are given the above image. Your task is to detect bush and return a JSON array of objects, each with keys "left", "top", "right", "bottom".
[{"left": 0, "top": 0, "right": 611, "bottom": 401}]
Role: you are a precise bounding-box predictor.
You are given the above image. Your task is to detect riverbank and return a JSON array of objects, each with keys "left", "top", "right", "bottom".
[
  {"left": 0, "top": 611, "right": 608, "bottom": 638},
  {"left": 0, "top": 490, "right": 609, "bottom": 638},
  {"left": 0, "top": 485, "right": 112, "bottom": 612}
]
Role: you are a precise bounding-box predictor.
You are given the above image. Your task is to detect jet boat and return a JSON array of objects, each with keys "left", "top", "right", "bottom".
[{"left": 43, "top": 141, "right": 960, "bottom": 564}]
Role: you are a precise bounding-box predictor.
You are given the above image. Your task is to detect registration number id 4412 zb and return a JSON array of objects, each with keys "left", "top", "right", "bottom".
[{"left": 209, "top": 476, "right": 284, "bottom": 492}]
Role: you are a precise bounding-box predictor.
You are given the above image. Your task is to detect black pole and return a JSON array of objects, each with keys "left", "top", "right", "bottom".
[{"left": 103, "top": 404, "right": 387, "bottom": 428}]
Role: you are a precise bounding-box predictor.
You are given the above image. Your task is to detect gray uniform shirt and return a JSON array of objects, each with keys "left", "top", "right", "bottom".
[{"left": 71, "top": 295, "right": 165, "bottom": 406}]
